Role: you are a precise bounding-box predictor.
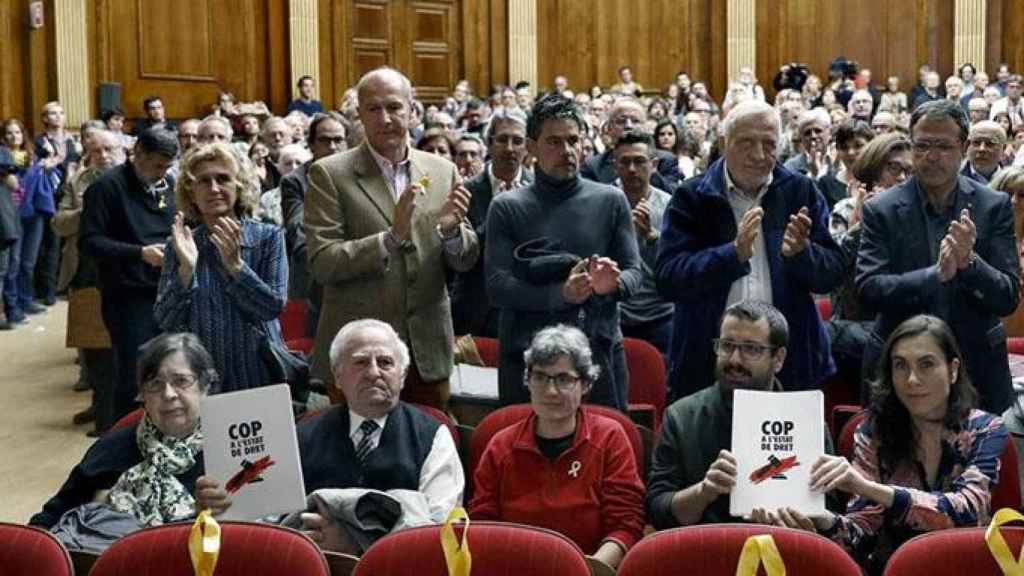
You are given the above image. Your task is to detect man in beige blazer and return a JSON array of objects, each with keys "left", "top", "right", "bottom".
[{"left": 304, "top": 67, "right": 478, "bottom": 409}]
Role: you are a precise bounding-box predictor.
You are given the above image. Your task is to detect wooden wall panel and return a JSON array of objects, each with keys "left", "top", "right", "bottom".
[
  {"left": 991, "top": 0, "right": 1024, "bottom": 76},
  {"left": 535, "top": 0, "right": 727, "bottom": 101},
  {"left": 91, "top": 0, "right": 287, "bottom": 122},
  {"left": 756, "top": 0, "right": 954, "bottom": 101}
]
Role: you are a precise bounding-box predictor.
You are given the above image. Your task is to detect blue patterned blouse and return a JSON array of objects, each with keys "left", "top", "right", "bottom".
[{"left": 155, "top": 218, "right": 288, "bottom": 392}]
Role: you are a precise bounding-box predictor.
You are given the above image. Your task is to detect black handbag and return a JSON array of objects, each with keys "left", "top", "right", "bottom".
[{"left": 255, "top": 328, "right": 315, "bottom": 406}]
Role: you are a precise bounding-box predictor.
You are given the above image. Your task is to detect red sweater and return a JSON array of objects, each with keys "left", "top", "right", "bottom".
[{"left": 468, "top": 409, "right": 645, "bottom": 554}]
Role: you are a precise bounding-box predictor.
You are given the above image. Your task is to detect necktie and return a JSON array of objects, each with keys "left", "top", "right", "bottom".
[{"left": 355, "top": 420, "right": 379, "bottom": 463}]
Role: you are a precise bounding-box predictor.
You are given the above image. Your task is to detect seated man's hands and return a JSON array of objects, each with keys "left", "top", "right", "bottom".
[
  {"left": 699, "top": 449, "right": 738, "bottom": 500},
  {"left": 750, "top": 506, "right": 835, "bottom": 533},
  {"left": 194, "top": 476, "right": 232, "bottom": 516},
  {"left": 301, "top": 498, "right": 358, "bottom": 554}
]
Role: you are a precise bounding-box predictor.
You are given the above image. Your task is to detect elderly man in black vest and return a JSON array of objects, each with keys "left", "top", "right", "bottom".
[{"left": 196, "top": 319, "right": 464, "bottom": 548}]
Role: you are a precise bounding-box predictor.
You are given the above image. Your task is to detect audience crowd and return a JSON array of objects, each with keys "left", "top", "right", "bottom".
[{"left": 6, "top": 56, "right": 1024, "bottom": 574}]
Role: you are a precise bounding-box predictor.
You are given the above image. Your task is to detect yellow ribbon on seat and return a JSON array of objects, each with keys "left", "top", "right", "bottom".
[
  {"left": 440, "top": 507, "right": 472, "bottom": 576},
  {"left": 188, "top": 509, "right": 221, "bottom": 576},
  {"left": 735, "top": 534, "right": 786, "bottom": 576},
  {"left": 986, "top": 508, "right": 1024, "bottom": 576}
]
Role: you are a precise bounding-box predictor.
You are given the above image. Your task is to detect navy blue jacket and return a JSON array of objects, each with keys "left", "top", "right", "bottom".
[
  {"left": 855, "top": 175, "right": 1020, "bottom": 412},
  {"left": 655, "top": 159, "right": 844, "bottom": 399}
]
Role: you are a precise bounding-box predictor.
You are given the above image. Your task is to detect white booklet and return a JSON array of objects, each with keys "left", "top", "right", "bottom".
[
  {"left": 729, "top": 389, "right": 826, "bottom": 518},
  {"left": 201, "top": 384, "right": 306, "bottom": 520},
  {"left": 451, "top": 363, "right": 499, "bottom": 399}
]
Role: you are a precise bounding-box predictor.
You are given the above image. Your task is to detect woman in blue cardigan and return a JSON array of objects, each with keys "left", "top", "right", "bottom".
[{"left": 155, "top": 142, "right": 287, "bottom": 391}]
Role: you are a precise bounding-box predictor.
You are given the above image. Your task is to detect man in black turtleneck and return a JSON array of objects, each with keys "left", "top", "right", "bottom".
[{"left": 485, "top": 94, "right": 642, "bottom": 411}]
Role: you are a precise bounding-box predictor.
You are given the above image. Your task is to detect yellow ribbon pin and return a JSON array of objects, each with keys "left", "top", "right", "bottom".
[{"left": 986, "top": 507, "right": 1024, "bottom": 576}]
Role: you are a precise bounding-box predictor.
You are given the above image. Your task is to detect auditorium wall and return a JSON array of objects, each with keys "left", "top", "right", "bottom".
[{"left": 2, "top": 0, "right": 1024, "bottom": 130}]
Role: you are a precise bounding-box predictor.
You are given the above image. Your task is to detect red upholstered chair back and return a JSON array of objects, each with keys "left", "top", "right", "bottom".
[
  {"left": 992, "top": 436, "right": 1022, "bottom": 512},
  {"left": 883, "top": 526, "right": 1024, "bottom": 576},
  {"left": 352, "top": 521, "right": 591, "bottom": 576},
  {"left": 623, "top": 337, "right": 668, "bottom": 432},
  {"left": 1008, "top": 337, "right": 1024, "bottom": 355},
  {"left": 90, "top": 521, "right": 329, "bottom": 576},
  {"left": 410, "top": 402, "right": 460, "bottom": 451},
  {"left": 468, "top": 404, "right": 645, "bottom": 488},
  {"left": 0, "top": 522, "right": 73, "bottom": 576},
  {"left": 618, "top": 524, "right": 861, "bottom": 576},
  {"left": 279, "top": 299, "right": 308, "bottom": 342},
  {"left": 471, "top": 336, "right": 500, "bottom": 368},
  {"left": 838, "top": 409, "right": 868, "bottom": 460},
  {"left": 110, "top": 408, "right": 145, "bottom": 432}
]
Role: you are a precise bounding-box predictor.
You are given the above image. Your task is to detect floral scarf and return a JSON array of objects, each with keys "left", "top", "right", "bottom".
[{"left": 107, "top": 414, "right": 203, "bottom": 527}]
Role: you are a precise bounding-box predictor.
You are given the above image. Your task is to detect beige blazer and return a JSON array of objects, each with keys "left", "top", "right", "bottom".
[
  {"left": 52, "top": 167, "right": 102, "bottom": 291},
  {"left": 304, "top": 143, "right": 479, "bottom": 384}
]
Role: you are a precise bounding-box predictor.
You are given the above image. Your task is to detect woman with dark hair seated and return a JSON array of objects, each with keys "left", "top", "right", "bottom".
[
  {"left": 30, "top": 333, "right": 217, "bottom": 529},
  {"left": 469, "top": 325, "right": 645, "bottom": 569},
  {"left": 754, "top": 315, "right": 1009, "bottom": 574}
]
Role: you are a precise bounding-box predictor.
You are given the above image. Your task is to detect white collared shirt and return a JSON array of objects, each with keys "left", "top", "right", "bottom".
[
  {"left": 366, "top": 142, "right": 411, "bottom": 202},
  {"left": 724, "top": 163, "right": 773, "bottom": 307},
  {"left": 347, "top": 408, "right": 465, "bottom": 522},
  {"left": 487, "top": 164, "right": 524, "bottom": 195}
]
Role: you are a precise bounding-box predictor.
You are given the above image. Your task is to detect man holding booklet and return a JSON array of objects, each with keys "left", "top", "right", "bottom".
[
  {"left": 646, "top": 300, "right": 835, "bottom": 528},
  {"left": 196, "top": 319, "right": 464, "bottom": 551}
]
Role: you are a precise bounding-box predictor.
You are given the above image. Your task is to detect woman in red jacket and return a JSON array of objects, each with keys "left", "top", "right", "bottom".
[{"left": 469, "top": 324, "right": 645, "bottom": 569}]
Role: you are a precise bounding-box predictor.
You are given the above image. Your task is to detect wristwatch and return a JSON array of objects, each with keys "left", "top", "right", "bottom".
[
  {"left": 384, "top": 228, "right": 411, "bottom": 253},
  {"left": 436, "top": 223, "right": 461, "bottom": 241}
]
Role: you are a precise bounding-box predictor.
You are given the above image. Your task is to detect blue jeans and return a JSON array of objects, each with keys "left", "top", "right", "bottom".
[
  {"left": 3, "top": 230, "right": 22, "bottom": 317},
  {"left": 15, "top": 215, "right": 45, "bottom": 309}
]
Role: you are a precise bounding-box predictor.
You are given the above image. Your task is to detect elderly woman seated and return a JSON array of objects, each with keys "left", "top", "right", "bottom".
[
  {"left": 31, "top": 333, "right": 216, "bottom": 529},
  {"left": 469, "top": 325, "right": 645, "bottom": 569},
  {"left": 753, "top": 315, "right": 1009, "bottom": 574}
]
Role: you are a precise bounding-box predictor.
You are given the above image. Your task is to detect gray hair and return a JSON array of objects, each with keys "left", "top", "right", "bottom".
[
  {"left": 523, "top": 324, "right": 601, "bottom": 384},
  {"left": 970, "top": 120, "right": 1008, "bottom": 144},
  {"left": 795, "top": 108, "right": 831, "bottom": 136},
  {"left": 329, "top": 319, "right": 410, "bottom": 376},
  {"left": 722, "top": 100, "right": 781, "bottom": 148},
  {"left": 910, "top": 99, "right": 970, "bottom": 143},
  {"left": 484, "top": 107, "right": 527, "bottom": 143},
  {"left": 137, "top": 332, "right": 219, "bottom": 394},
  {"left": 199, "top": 115, "right": 234, "bottom": 140}
]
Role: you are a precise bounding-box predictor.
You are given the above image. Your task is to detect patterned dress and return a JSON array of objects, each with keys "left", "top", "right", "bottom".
[
  {"left": 823, "top": 409, "right": 1008, "bottom": 571},
  {"left": 154, "top": 218, "right": 287, "bottom": 391}
]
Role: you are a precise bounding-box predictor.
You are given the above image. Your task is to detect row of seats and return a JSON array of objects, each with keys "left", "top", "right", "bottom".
[{"left": 6, "top": 516, "right": 1024, "bottom": 576}]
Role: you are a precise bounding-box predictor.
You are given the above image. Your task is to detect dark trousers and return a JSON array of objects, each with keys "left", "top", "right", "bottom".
[
  {"left": 84, "top": 348, "right": 116, "bottom": 432},
  {"left": 35, "top": 217, "right": 60, "bottom": 301},
  {"left": 101, "top": 289, "right": 159, "bottom": 422}
]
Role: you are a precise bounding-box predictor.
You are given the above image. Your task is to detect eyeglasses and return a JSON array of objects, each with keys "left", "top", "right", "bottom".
[
  {"left": 141, "top": 373, "right": 198, "bottom": 394},
  {"left": 612, "top": 115, "right": 643, "bottom": 127},
  {"left": 968, "top": 137, "right": 1003, "bottom": 148},
  {"left": 911, "top": 140, "right": 960, "bottom": 155},
  {"left": 493, "top": 134, "right": 525, "bottom": 146},
  {"left": 882, "top": 161, "right": 913, "bottom": 178},
  {"left": 712, "top": 338, "right": 776, "bottom": 360},
  {"left": 525, "top": 370, "right": 581, "bottom": 392},
  {"left": 616, "top": 156, "right": 650, "bottom": 167}
]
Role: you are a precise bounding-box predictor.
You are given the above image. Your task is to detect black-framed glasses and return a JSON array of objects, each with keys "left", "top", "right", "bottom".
[
  {"left": 141, "top": 373, "right": 198, "bottom": 395},
  {"left": 911, "top": 140, "right": 959, "bottom": 155},
  {"left": 525, "top": 370, "right": 581, "bottom": 392},
  {"left": 712, "top": 338, "right": 776, "bottom": 360}
]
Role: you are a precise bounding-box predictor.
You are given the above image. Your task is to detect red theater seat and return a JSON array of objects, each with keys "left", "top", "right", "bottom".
[
  {"left": 353, "top": 521, "right": 590, "bottom": 576},
  {"left": 618, "top": 524, "right": 860, "bottom": 576},
  {"left": 624, "top": 337, "right": 668, "bottom": 433},
  {"left": 883, "top": 525, "right": 1024, "bottom": 576},
  {"left": 279, "top": 299, "right": 308, "bottom": 342},
  {"left": 0, "top": 522, "right": 73, "bottom": 576},
  {"left": 89, "top": 521, "right": 329, "bottom": 576}
]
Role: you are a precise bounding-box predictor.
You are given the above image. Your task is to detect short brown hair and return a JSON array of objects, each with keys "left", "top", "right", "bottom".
[{"left": 851, "top": 133, "right": 912, "bottom": 188}]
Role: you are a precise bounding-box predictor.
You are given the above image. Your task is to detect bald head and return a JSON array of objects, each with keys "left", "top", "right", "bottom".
[{"left": 356, "top": 67, "right": 413, "bottom": 105}]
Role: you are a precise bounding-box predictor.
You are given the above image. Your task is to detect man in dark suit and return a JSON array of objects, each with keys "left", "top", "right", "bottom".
[
  {"left": 857, "top": 100, "right": 1020, "bottom": 412},
  {"left": 581, "top": 98, "right": 679, "bottom": 191},
  {"left": 280, "top": 112, "right": 347, "bottom": 336},
  {"left": 451, "top": 108, "right": 533, "bottom": 337}
]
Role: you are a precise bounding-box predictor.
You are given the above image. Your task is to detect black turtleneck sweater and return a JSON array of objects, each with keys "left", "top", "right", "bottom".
[{"left": 484, "top": 169, "right": 641, "bottom": 405}]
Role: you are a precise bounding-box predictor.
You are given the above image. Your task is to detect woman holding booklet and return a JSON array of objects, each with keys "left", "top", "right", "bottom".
[
  {"left": 753, "top": 315, "right": 1008, "bottom": 574},
  {"left": 31, "top": 333, "right": 215, "bottom": 531}
]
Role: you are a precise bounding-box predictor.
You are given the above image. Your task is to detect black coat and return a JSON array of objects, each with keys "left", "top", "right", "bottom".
[{"left": 856, "top": 175, "right": 1021, "bottom": 412}]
